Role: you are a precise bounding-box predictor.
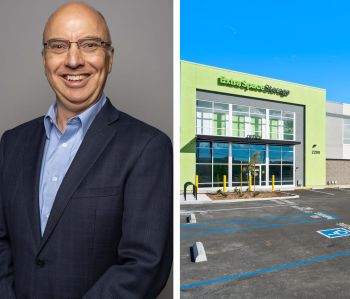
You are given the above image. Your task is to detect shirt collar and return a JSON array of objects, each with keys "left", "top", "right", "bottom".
[{"left": 44, "top": 94, "right": 107, "bottom": 139}]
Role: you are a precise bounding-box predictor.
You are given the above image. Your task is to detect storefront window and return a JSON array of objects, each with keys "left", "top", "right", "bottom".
[
  {"left": 232, "top": 105, "right": 249, "bottom": 137},
  {"left": 196, "top": 164, "right": 212, "bottom": 187},
  {"left": 196, "top": 142, "right": 295, "bottom": 188},
  {"left": 196, "top": 141, "right": 228, "bottom": 188},
  {"left": 282, "top": 112, "right": 294, "bottom": 140},
  {"left": 269, "top": 145, "right": 294, "bottom": 185},
  {"left": 251, "top": 117, "right": 262, "bottom": 137},
  {"left": 232, "top": 144, "right": 267, "bottom": 186},
  {"left": 213, "top": 142, "right": 228, "bottom": 186},
  {"left": 196, "top": 141, "right": 212, "bottom": 187},
  {"left": 196, "top": 100, "right": 212, "bottom": 135},
  {"left": 269, "top": 110, "right": 281, "bottom": 139},
  {"left": 282, "top": 146, "right": 293, "bottom": 164},
  {"left": 213, "top": 103, "right": 229, "bottom": 136},
  {"left": 195, "top": 99, "right": 297, "bottom": 188},
  {"left": 269, "top": 145, "right": 281, "bottom": 164},
  {"left": 232, "top": 164, "right": 249, "bottom": 186},
  {"left": 250, "top": 108, "right": 265, "bottom": 137},
  {"left": 282, "top": 165, "right": 293, "bottom": 184},
  {"left": 269, "top": 165, "right": 281, "bottom": 184},
  {"left": 250, "top": 145, "right": 266, "bottom": 163},
  {"left": 197, "top": 101, "right": 295, "bottom": 142},
  {"left": 232, "top": 115, "right": 245, "bottom": 137},
  {"left": 213, "top": 165, "right": 228, "bottom": 187},
  {"left": 269, "top": 119, "right": 279, "bottom": 139},
  {"left": 232, "top": 144, "right": 249, "bottom": 163},
  {"left": 196, "top": 100, "right": 229, "bottom": 136},
  {"left": 196, "top": 141, "right": 211, "bottom": 163},
  {"left": 213, "top": 142, "right": 229, "bottom": 163}
]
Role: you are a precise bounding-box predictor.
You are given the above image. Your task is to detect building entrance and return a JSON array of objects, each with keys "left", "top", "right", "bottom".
[
  {"left": 252, "top": 165, "right": 266, "bottom": 187},
  {"left": 196, "top": 141, "right": 294, "bottom": 189}
]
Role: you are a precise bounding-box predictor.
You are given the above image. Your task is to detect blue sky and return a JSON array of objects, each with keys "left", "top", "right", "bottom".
[{"left": 181, "top": 1, "right": 350, "bottom": 103}]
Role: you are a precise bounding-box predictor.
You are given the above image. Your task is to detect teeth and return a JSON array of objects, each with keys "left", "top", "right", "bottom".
[{"left": 66, "top": 75, "right": 87, "bottom": 81}]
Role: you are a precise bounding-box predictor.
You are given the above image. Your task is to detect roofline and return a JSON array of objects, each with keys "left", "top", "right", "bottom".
[
  {"left": 181, "top": 60, "right": 326, "bottom": 91},
  {"left": 326, "top": 99, "right": 350, "bottom": 105}
]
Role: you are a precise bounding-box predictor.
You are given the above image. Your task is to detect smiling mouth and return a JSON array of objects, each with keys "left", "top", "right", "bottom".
[{"left": 63, "top": 74, "right": 90, "bottom": 82}]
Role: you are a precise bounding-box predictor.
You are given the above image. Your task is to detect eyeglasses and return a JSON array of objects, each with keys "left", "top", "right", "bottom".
[{"left": 43, "top": 38, "right": 112, "bottom": 54}]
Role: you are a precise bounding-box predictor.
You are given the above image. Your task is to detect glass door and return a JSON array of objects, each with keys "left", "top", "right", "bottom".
[
  {"left": 252, "top": 165, "right": 266, "bottom": 187},
  {"left": 252, "top": 165, "right": 260, "bottom": 186}
]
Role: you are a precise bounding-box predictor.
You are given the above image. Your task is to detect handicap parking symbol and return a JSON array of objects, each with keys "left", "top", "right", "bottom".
[{"left": 317, "top": 228, "right": 350, "bottom": 239}]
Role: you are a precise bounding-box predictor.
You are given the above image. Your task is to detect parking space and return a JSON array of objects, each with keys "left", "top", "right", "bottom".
[{"left": 181, "top": 189, "right": 350, "bottom": 298}]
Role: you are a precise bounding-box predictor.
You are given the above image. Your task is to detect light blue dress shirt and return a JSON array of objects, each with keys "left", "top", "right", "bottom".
[{"left": 39, "top": 95, "right": 107, "bottom": 235}]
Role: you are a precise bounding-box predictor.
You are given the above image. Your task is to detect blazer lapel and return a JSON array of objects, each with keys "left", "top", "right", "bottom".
[
  {"left": 22, "top": 118, "right": 46, "bottom": 246},
  {"left": 38, "top": 100, "right": 120, "bottom": 252}
]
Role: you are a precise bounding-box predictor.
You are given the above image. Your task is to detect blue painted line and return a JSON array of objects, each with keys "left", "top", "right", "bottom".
[
  {"left": 182, "top": 224, "right": 234, "bottom": 231},
  {"left": 181, "top": 251, "right": 350, "bottom": 290},
  {"left": 181, "top": 219, "right": 323, "bottom": 239}
]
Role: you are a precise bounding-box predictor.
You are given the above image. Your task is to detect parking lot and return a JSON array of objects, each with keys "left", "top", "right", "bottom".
[{"left": 181, "top": 188, "right": 350, "bottom": 298}]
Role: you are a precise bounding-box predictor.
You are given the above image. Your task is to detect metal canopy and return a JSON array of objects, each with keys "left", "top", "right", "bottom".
[{"left": 196, "top": 135, "right": 301, "bottom": 145}]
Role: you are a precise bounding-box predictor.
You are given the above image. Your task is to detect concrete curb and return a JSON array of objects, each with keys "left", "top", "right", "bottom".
[
  {"left": 191, "top": 242, "right": 207, "bottom": 263},
  {"left": 181, "top": 195, "right": 299, "bottom": 205},
  {"left": 291, "top": 185, "right": 350, "bottom": 190}
]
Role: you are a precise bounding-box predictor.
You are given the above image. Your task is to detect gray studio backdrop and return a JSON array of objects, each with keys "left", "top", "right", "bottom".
[{"left": 0, "top": 0, "right": 173, "bottom": 298}]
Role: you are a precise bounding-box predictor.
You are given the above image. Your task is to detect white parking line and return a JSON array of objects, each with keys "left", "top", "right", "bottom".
[
  {"left": 280, "top": 191, "right": 298, "bottom": 197},
  {"left": 309, "top": 189, "right": 334, "bottom": 196},
  {"left": 181, "top": 204, "right": 291, "bottom": 214},
  {"left": 274, "top": 198, "right": 296, "bottom": 205}
]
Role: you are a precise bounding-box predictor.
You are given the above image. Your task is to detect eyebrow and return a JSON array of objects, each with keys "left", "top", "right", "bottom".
[
  {"left": 45, "top": 35, "right": 106, "bottom": 41},
  {"left": 80, "top": 35, "right": 104, "bottom": 40}
]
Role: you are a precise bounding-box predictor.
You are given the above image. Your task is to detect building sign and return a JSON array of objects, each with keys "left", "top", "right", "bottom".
[
  {"left": 312, "top": 150, "right": 320, "bottom": 154},
  {"left": 246, "top": 135, "right": 262, "bottom": 140},
  {"left": 218, "top": 76, "right": 290, "bottom": 97}
]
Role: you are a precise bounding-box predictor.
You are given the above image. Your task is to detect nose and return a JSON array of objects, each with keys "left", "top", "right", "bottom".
[{"left": 64, "top": 43, "right": 84, "bottom": 68}]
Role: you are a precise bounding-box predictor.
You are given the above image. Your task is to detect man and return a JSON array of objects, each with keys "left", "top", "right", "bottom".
[{"left": 0, "top": 2, "right": 172, "bottom": 299}]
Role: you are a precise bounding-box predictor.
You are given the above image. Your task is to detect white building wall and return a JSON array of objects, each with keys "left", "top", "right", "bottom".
[
  {"left": 326, "top": 115, "right": 343, "bottom": 159},
  {"left": 343, "top": 104, "right": 350, "bottom": 116},
  {"left": 326, "top": 101, "right": 350, "bottom": 184},
  {"left": 326, "top": 101, "right": 350, "bottom": 159},
  {"left": 327, "top": 101, "right": 343, "bottom": 114}
]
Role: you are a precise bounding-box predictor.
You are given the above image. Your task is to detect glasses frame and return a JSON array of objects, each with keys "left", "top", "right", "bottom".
[{"left": 43, "top": 37, "right": 112, "bottom": 53}]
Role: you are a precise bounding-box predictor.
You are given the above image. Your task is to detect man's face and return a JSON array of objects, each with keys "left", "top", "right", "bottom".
[{"left": 43, "top": 7, "right": 114, "bottom": 114}]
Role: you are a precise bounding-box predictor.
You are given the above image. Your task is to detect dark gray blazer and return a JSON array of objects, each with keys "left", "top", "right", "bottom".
[{"left": 0, "top": 100, "right": 173, "bottom": 299}]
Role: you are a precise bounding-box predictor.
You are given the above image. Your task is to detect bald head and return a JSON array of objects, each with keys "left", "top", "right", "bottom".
[
  {"left": 41, "top": 1, "right": 114, "bottom": 121},
  {"left": 43, "top": 2, "right": 111, "bottom": 44}
]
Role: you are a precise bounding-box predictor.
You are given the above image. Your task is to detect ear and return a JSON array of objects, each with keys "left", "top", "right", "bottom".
[
  {"left": 107, "top": 47, "right": 115, "bottom": 73},
  {"left": 42, "top": 49, "right": 48, "bottom": 76},
  {"left": 42, "top": 49, "right": 46, "bottom": 66}
]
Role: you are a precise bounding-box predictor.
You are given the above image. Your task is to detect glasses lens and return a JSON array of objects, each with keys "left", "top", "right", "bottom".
[
  {"left": 47, "top": 40, "right": 69, "bottom": 53},
  {"left": 79, "top": 39, "right": 102, "bottom": 52}
]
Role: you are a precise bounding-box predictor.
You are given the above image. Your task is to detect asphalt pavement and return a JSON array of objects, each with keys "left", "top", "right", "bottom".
[{"left": 180, "top": 188, "right": 350, "bottom": 298}]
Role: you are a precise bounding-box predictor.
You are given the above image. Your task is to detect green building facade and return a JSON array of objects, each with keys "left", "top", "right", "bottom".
[{"left": 180, "top": 61, "right": 326, "bottom": 190}]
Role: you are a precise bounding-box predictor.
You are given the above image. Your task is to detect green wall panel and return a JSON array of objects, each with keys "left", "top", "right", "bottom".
[{"left": 180, "top": 61, "right": 326, "bottom": 189}]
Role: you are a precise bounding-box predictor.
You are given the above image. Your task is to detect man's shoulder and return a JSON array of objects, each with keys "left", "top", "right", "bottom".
[
  {"left": 1, "top": 116, "right": 43, "bottom": 141},
  {"left": 112, "top": 106, "right": 171, "bottom": 145},
  {"left": 119, "top": 110, "right": 163, "bottom": 134}
]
